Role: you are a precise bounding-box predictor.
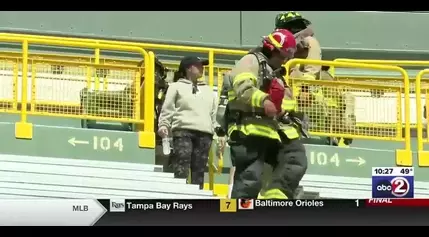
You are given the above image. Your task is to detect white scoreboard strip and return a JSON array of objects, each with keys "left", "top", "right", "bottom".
[{"left": 0, "top": 199, "right": 106, "bottom": 226}]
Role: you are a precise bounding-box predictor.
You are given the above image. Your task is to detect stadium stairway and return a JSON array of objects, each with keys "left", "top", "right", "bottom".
[{"left": 0, "top": 154, "right": 218, "bottom": 199}]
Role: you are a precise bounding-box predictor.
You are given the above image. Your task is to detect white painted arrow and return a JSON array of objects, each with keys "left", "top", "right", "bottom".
[
  {"left": 346, "top": 157, "right": 366, "bottom": 166},
  {"left": 0, "top": 199, "right": 107, "bottom": 226},
  {"left": 68, "top": 137, "right": 89, "bottom": 147}
]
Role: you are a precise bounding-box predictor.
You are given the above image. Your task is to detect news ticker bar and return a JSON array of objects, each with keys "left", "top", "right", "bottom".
[
  {"left": 0, "top": 198, "right": 429, "bottom": 226},
  {"left": 107, "top": 198, "right": 429, "bottom": 213},
  {"left": 218, "top": 198, "right": 429, "bottom": 212}
]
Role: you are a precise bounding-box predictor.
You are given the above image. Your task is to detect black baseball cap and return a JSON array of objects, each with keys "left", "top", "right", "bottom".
[{"left": 178, "top": 56, "right": 209, "bottom": 73}]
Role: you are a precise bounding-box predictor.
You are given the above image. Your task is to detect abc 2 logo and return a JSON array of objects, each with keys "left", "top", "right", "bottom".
[{"left": 374, "top": 176, "right": 413, "bottom": 198}]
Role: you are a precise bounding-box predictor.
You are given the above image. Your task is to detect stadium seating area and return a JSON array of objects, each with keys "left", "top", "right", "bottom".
[{"left": 0, "top": 32, "right": 427, "bottom": 199}]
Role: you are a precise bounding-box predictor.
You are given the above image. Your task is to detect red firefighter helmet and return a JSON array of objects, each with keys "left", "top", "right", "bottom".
[{"left": 262, "top": 29, "right": 297, "bottom": 59}]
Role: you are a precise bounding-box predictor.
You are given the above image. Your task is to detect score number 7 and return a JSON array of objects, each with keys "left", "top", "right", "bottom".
[{"left": 226, "top": 201, "right": 231, "bottom": 209}]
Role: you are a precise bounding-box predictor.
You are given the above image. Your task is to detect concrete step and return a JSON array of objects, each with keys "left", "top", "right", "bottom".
[
  {"left": 0, "top": 187, "right": 134, "bottom": 199},
  {"left": 0, "top": 154, "right": 215, "bottom": 199},
  {"left": 0, "top": 154, "right": 168, "bottom": 174},
  {"left": 0, "top": 187, "right": 218, "bottom": 199},
  {"left": 301, "top": 181, "right": 369, "bottom": 191},
  {"left": 0, "top": 171, "right": 213, "bottom": 196},
  {"left": 301, "top": 191, "right": 320, "bottom": 199},
  {"left": 0, "top": 194, "right": 46, "bottom": 199},
  {"left": 0, "top": 182, "right": 214, "bottom": 199},
  {"left": 0, "top": 161, "right": 186, "bottom": 184}
]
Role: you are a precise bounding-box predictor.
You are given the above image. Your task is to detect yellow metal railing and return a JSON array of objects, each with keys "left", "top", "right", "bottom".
[
  {"left": 415, "top": 69, "right": 429, "bottom": 166},
  {"left": 0, "top": 35, "right": 155, "bottom": 149},
  {"left": 0, "top": 32, "right": 243, "bottom": 193},
  {"left": 334, "top": 59, "right": 429, "bottom": 167},
  {"left": 331, "top": 58, "right": 423, "bottom": 130},
  {"left": 332, "top": 58, "right": 421, "bottom": 88},
  {"left": 286, "top": 59, "right": 412, "bottom": 166},
  {"left": 27, "top": 59, "right": 141, "bottom": 121},
  {"left": 0, "top": 33, "right": 246, "bottom": 92},
  {"left": 333, "top": 58, "right": 429, "bottom": 83},
  {"left": 0, "top": 51, "right": 93, "bottom": 63},
  {"left": 334, "top": 58, "right": 429, "bottom": 67},
  {"left": 0, "top": 51, "right": 236, "bottom": 74},
  {"left": 332, "top": 59, "right": 423, "bottom": 87}
]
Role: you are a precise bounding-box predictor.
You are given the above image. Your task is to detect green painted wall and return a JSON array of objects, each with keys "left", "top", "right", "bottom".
[
  {"left": 2, "top": 11, "right": 429, "bottom": 50},
  {"left": 1, "top": 11, "right": 429, "bottom": 60},
  {"left": 241, "top": 11, "right": 429, "bottom": 51}
]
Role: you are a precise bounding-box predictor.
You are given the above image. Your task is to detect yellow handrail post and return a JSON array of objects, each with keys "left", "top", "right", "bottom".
[
  {"left": 134, "top": 71, "right": 141, "bottom": 126},
  {"left": 138, "top": 51, "right": 155, "bottom": 149},
  {"left": 217, "top": 69, "right": 224, "bottom": 98},
  {"left": 208, "top": 50, "right": 214, "bottom": 88},
  {"left": 15, "top": 39, "right": 33, "bottom": 140},
  {"left": 94, "top": 42, "right": 101, "bottom": 91},
  {"left": 207, "top": 50, "right": 215, "bottom": 192},
  {"left": 416, "top": 69, "right": 429, "bottom": 166},
  {"left": 403, "top": 71, "right": 412, "bottom": 154}
]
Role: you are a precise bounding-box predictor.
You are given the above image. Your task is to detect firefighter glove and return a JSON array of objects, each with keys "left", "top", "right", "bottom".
[{"left": 268, "top": 78, "right": 285, "bottom": 111}]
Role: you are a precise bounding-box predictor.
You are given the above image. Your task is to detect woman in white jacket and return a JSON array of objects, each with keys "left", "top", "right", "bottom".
[{"left": 157, "top": 56, "right": 217, "bottom": 189}]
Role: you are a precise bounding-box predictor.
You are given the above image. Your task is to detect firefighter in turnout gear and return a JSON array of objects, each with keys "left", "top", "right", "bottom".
[
  {"left": 225, "top": 29, "right": 308, "bottom": 199},
  {"left": 275, "top": 11, "right": 353, "bottom": 147},
  {"left": 275, "top": 11, "right": 322, "bottom": 79}
]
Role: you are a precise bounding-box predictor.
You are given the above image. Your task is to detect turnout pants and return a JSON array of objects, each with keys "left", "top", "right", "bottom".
[
  {"left": 171, "top": 129, "right": 213, "bottom": 189},
  {"left": 230, "top": 133, "right": 307, "bottom": 199}
]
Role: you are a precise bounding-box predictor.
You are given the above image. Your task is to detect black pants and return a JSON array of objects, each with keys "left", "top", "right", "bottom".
[
  {"left": 230, "top": 133, "right": 307, "bottom": 199},
  {"left": 171, "top": 129, "right": 213, "bottom": 189}
]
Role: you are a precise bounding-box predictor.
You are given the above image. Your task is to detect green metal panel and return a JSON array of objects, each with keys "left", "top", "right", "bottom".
[
  {"left": 1, "top": 11, "right": 429, "bottom": 52},
  {"left": 241, "top": 11, "right": 429, "bottom": 51},
  {"left": 0, "top": 11, "right": 242, "bottom": 48}
]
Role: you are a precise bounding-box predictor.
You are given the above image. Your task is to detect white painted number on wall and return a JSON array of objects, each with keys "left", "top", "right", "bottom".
[
  {"left": 93, "top": 136, "right": 123, "bottom": 152},
  {"left": 310, "top": 151, "right": 340, "bottom": 167}
]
